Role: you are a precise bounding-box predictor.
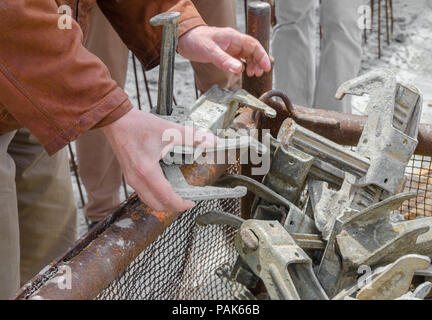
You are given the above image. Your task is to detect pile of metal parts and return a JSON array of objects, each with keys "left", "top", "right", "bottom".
[
  {"left": 147, "top": 12, "right": 432, "bottom": 300},
  {"left": 192, "top": 69, "right": 432, "bottom": 300},
  {"left": 15, "top": 7, "right": 432, "bottom": 300}
]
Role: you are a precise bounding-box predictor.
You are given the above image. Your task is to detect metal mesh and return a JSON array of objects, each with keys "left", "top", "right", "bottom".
[
  {"left": 93, "top": 156, "right": 432, "bottom": 300},
  {"left": 96, "top": 198, "right": 240, "bottom": 300},
  {"left": 19, "top": 156, "right": 432, "bottom": 300},
  {"left": 400, "top": 155, "right": 432, "bottom": 219}
]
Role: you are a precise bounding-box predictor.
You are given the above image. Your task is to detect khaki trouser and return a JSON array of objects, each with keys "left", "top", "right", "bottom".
[
  {"left": 77, "top": 1, "right": 239, "bottom": 222},
  {"left": 272, "top": 0, "right": 364, "bottom": 113},
  {"left": 0, "top": 129, "right": 77, "bottom": 299}
]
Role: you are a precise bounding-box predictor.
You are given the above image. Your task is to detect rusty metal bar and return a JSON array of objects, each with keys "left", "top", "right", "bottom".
[
  {"left": 244, "top": 0, "right": 248, "bottom": 32},
  {"left": 241, "top": 1, "right": 272, "bottom": 220},
  {"left": 258, "top": 91, "right": 432, "bottom": 157},
  {"left": 262, "top": 0, "right": 276, "bottom": 27},
  {"left": 68, "top": 143, "right": 86, "bottom": 210},
  {"left": 132, "top": 55, "right": 142, "bottom": 110},
  {"left": 242, "top": 1, "right": 272, "bottom": 98},
  {"left": 14, "top": 161, "right": 233, "bottom": 300},
  {"left": 390, "top": 0, "right": 394, "bottom": 35},
  {"left": 141, "top": 65, "right": 154, "bottom": 111}
]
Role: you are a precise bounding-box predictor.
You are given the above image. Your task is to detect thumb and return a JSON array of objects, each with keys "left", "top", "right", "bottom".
[{"left": 210, "top": 46, "right": 244, "bottom": 74}]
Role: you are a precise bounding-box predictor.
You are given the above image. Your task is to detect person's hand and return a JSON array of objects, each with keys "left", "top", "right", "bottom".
[
  {"left": 177, "top": 26, "right": 271, "bottom": 78},
  {"left": 102, "top": 109, "right": 218, "bottom": 212}
]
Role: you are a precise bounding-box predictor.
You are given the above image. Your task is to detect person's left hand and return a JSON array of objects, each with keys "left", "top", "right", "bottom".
[{"left": 177, "top": 26, "right": 271, "bottom": 78}]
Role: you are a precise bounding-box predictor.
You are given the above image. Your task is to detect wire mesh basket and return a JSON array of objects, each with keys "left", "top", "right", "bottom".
[{"left": 16, "top": 155, "right": 432, "bottom": 300}]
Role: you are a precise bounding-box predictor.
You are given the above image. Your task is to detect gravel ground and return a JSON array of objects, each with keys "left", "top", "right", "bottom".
[{"left": 75, "top": 0, "right": 432, "bottom": 236}]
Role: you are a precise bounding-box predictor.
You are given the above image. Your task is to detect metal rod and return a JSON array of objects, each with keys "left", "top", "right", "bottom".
[
  {"left": 68, "top": 143, "right": 85, "bottom": 208},
  {"left": 242, "top": 1, "right": 272, "bottom": 99},
  {"left": 390, "top": 0, "right": 394, "bottom": 35},
  {"left": 150, "top": 12, "right": 180, "bottom": 116},
  {"left": 378, "top": 0, "right": 382, "bottom": 58},
  {"left": 122, "top": 176, "right": 128, "bottom": 200},
  {"left": 385, "top": 0, "right": 390, "bottom": 45},
  {"left": 141, "top": 65, "right": 153, "bottom": 111},
  {"left": 319, "top": 0, "right": 323, "bottom": 47},
  {"left": 241, "top": 1, "right": 272, "bottom": 220},
  {"left": 132, "top": 55, "right": 142, "bottom": 110},
  {"left": 194, "top": 74, "right": 199, "bottom": 99},
  {"left": 364, "top": 5, "right": 368, "bottom": 44},
  {"left": 244, "top": 0, "right": 248, "bottom": 32},
  {"left": 67, "top": 143, "right": 89, "bottom": 226}
]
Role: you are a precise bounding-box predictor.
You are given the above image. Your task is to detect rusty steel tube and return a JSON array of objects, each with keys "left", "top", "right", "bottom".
[
  {"left": 240, "top": 1, "right": 273, "bottom": 219},
  {"left": 14, "top": 160, "right": 233, "bottom": 300},
  {"left": 242, "top": 1, "right": 272, "bottom": 98},
  {"left": 258, "top": 90, "right": 432, "bottom": 157}
]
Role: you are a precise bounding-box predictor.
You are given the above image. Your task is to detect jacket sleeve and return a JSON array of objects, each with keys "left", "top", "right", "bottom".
[
  {"left": 0, "top": 0, "right": 133, "bottom": 155},
  {"left": 98, "top": 0, "right": 206, "bottom": 70}
]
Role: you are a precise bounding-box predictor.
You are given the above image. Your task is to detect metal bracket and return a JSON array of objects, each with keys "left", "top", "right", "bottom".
[
  {"left": 159, "top": 86, "right": 276, "bottom": 132},
  {"left": 162, "top": 134, "right": 267, "bottom": 166},
  {"left": 235, "top": 219, "right": 328, "bottom": 300},
  {"left": 333, "top": 254, "right": 431, "bottom": 300},
  {"left": 161, "top": 164, "right": 246, "bottom": 201},
  {"left": 336, "top": 68, "right": 423, "bottom": 193}
]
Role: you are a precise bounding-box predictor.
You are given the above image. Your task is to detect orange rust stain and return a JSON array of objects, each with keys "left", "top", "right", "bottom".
[{"left": 145, "top": 207, "right": 170, "bottom": 223}]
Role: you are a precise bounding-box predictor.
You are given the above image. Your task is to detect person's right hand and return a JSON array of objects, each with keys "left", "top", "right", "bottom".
[{"left": 101, "top": 108, "right": 218, "bottom": 212}]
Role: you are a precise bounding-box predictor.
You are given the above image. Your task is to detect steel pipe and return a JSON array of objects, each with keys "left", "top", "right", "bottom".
[
  {"left": 14, "top": 160, "right": 234, "bottom": 300},
  {"left": 257, "top": 90, "right": 432, "bottom": 157}
]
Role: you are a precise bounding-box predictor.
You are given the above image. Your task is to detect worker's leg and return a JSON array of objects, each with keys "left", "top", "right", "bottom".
[
  {"left": 191, "top": 0, "right": 241, "bottom": 92},
  {"left": 0, "top": 131, "right": 20, "bottom": 299},
  {"left": 272, "top": 0, "right": 317, "bottom": 106},
  {"left": 76, "top": 129, "right": 123, "bottom": 222},
  {"left": 8, "top": 129, "right": 77, "bottom": 285},
  {"left": 76, "top": 4, "right": 129, "bottom": 223},
  {"left": 313, "top": 0, "right": 364, "bottom": 113}
]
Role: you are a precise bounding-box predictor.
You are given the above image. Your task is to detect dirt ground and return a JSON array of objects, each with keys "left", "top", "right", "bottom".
[{"left": 75, "top": 0, "right": 432, "bottom": 235}]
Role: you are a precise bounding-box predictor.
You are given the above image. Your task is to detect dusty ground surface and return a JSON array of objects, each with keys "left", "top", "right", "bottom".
[{"left": 75, "top": 0, "right": 432, "bottom": 235}]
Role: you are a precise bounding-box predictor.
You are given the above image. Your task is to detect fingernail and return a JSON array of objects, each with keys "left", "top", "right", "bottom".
[{"left": 228, "top": 60, "right": 242, "bottom": 73}]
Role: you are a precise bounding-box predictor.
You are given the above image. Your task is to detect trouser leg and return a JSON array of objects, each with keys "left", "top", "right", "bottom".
[
  {"left": 8, "top": 129, "right": 77, "bottom": 286},
  {"left": 313, "top": 0, "right": 364, "bottom": 113},
  {"left": 76, "top": 129, "right": 122, "bottom": 222},
  {"left": 0, "top": 131, "right": 19, "bottom": 299},
  {"left": 272, "top": 0, "right": 317, "bottom": 106},
  {"left": 76, "top": 4, "right": 129, "bottom": 222},
  {"left": 191, "top": 0, "right": 241, "bottom": 92}
]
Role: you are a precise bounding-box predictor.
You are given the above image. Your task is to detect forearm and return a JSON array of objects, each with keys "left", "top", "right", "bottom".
[{"left": 0, "top": 0, "right": 132, "bottom": 155}]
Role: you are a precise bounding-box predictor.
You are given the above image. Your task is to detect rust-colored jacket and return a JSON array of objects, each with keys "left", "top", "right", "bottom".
[{"left": 0, "top": 0, "right": 205, "bottom": 155}]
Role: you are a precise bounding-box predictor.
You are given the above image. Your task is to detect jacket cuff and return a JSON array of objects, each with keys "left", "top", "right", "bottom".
[
  {"left": 44, "top": 87, "right": 132, "bottom": 155},
  {"left": 177, "top": 14, "right": 206, "bottom": 39}
]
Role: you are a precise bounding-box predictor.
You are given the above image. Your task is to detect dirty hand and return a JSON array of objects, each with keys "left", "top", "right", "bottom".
[
  {"left": 102, "top": 109, "right": 218, "bottom": 212},
  {"left": 177, "top": 26, "right": 271, "bottom": 78}
]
